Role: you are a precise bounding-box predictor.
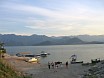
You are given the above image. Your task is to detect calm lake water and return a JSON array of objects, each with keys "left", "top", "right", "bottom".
[{"left": 5, "top": 44, "right": 104, "bottom": 64}]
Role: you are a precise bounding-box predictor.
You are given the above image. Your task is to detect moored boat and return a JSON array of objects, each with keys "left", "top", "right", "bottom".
[
  {"left": 16, "top": 52, "right": 38, "bottom": 63},
  {"left": 40, "top": 51, "right": 49, "bottom": 57},
  {"left": 71, "top": 61, "right": 83, "bottom": 64},
  {"left": 28, "top": 57, "right": 38, "bottom": 62},
  {"left": 70, "top": 54, "right": 83, "bottom": 64}
]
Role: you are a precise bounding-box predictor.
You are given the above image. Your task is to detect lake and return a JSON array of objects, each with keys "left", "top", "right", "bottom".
[{"left": 5, "top": 44, "right": 104, "bottom": 64}]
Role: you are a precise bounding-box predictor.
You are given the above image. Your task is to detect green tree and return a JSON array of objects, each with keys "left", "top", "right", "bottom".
[{"left": 0, "top": 42, "right": 6, "bottom": 59}]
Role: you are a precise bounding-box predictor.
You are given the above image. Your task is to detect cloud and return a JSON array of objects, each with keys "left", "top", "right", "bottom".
[
  {"left": 1, "top": 1, "right": 104, "bottom": 36},
  {"left": 0, "top": 2, "right": 95, "bottom": 20},
  {"left": 2, "top": 2, "right": 104, "bottom": 22},
  {"left": 25, "top": 17, "right": 75, "bottom": 31},
  {"left": 1, "top": 3, "right": 63, "bottom": 19}
]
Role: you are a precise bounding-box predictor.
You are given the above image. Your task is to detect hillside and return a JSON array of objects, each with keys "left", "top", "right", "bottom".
[
  {"left": 0, "top": 34, "right": 84, "bottom": 46},
  {"left": 0, "top": 59, "right": 31, "bottom": 78},
  {"left": 35, "top": 37, "right": 84, "bottom": 45},
  {"left": 0, "top": 34, "right": 104, "bottom": 46}
]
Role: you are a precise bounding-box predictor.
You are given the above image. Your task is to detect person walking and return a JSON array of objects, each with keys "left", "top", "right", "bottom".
[
  {"left": 48, "top": 62, "right": 51, "bottom": 69},
  {"left": 66, "top": 61, "right": 68, "bottom": 68}
]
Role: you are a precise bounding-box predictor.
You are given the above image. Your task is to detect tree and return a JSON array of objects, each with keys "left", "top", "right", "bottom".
[{"left": 0, "top": 42, "right": 6, "bottom": 59}]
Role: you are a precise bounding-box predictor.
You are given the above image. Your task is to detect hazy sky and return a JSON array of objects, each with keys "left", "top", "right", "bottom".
[{"left": 0, "top": 0, "right": 104, "bottom": 36}]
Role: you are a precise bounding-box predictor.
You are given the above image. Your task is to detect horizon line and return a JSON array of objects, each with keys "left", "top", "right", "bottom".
[{"left": 1, "top": 33, "right": 104, "bottom": 37}]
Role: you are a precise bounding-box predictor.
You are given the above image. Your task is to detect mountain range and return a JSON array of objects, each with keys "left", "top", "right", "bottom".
[{"left": 0, "top": 34, "right": 104, "bottom": 46}]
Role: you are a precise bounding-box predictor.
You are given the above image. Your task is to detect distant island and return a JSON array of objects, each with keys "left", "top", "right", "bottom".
[{"left": 0, "top": 34, "right": 104, "bottom": 46}]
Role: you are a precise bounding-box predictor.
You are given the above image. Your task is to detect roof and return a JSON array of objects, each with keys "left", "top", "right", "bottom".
[{"left": 17, "top": 52, "right": 32, "bottom": 54}]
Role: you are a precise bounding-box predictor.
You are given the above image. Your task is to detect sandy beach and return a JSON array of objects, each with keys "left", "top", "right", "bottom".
[
  {"left": 27, "top": 64, "right": 89, "bottom": 78},
  {"left": 4, "top": 54, "right": 90, "bottom": 78}
]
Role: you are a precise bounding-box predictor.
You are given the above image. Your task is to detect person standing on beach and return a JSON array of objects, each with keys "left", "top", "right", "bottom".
[
  {"left": 51, "top": 62, "right": 54, "bottom": 69},
  {"left": 48, "top": 62, "right": 51, "bottom": 69},
  {"left": 66, "top": 61, "right": 68, "bottom": 68}
]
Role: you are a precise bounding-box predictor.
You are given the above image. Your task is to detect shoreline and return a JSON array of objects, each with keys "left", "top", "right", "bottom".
[
  {"left": 6, "top": 53, "right": 104, "bottom": 78},
  {"left": 4, "top": 54, "right": 90, "bottom": 78}
]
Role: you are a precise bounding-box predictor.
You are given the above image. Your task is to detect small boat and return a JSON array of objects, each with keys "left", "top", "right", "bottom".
[
  {"left": 40, "top": 51, "right": 49, "bottom": 57},
  {"left": 71, "top": 61, "right": 83, "bottom": 64},
  {"left": 16, "top": 52, "right": 38, "bottom": 63},
  {"left": 70, "top": 54, "right": 83, "bottom": 64},
  {"left": 24, "top": 55, "right": 38, "bottom": 63},
  {"left": 16, "top": 52, "right": 33, "bottom": 57},
  {"left": 91, "top": 58, "right": 100, "bottom": 64},
  {"left": 35, "top": 54, "right": 41, "bottom": 57},
  {"left": 28, "top": 57, "right": 38, "bottom": 62}
]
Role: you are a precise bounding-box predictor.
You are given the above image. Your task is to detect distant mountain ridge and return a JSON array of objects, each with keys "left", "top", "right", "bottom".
[
  {"left": 35, "top": 37, "right": 84, "bottom": 46},
  {"left": 0, "top": 34, "right": 104, "bottom": 46}
]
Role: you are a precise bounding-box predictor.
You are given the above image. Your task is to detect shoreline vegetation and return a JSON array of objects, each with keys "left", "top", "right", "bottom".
[
  {"left": 1, "top": 53, "right": 104, "bottom": 78},
  {"left": 0, "top": 55, "right": 32, "bottom": 78}
]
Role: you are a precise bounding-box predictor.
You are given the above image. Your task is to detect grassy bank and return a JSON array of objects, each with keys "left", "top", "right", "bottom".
[{"left": 0, "top": 59, "right": 31, "bottom": 78}]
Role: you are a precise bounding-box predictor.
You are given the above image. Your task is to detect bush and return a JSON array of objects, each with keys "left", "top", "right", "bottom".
[{"left": 0, "top": 59, "right": 32, "bottom": 78}]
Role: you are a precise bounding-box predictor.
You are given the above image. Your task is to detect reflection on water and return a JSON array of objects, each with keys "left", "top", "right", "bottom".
[{"left": 5, "top": 44, "right": 104, "bottom": 64}]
